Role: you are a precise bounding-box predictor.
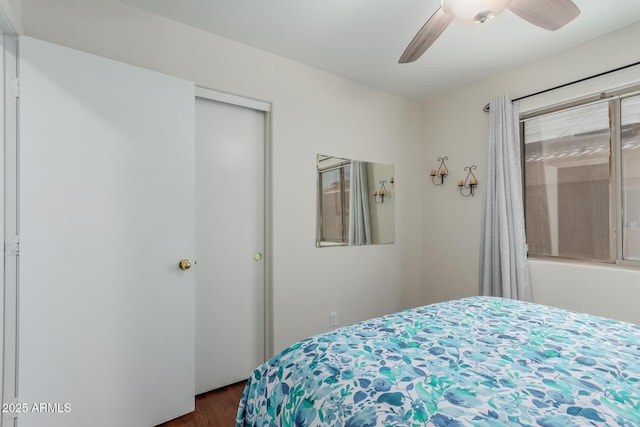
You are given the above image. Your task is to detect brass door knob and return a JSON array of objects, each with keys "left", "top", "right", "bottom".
[{"left": 178, "top": 259, "right": 192, "bottom": 270}]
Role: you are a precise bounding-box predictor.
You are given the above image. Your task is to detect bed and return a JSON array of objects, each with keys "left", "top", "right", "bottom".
[{"left": 235, "top": 296, "right": 640, "bottom": 426}]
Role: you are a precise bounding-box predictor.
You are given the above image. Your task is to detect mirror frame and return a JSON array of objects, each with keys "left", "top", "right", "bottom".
[{"left": 316, "top": 154, "right": 395, "bottom": 247}]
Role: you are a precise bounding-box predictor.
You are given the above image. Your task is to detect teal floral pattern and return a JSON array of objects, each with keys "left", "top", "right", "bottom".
[{"left": 236, "top": 297, "right": 640, "bottom": 426}]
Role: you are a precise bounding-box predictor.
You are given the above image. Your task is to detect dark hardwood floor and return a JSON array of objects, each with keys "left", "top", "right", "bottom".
[{"left": 158, "top": 380, "right": 246, "bottom": 427}]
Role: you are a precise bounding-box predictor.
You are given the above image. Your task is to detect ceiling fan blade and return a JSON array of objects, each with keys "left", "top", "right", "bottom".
[
  {"left": 508, "top": 0, "right": 580, "bottom": 31},
  {"left": 399, "top": 6, "right": 454, "bottom": 64}
]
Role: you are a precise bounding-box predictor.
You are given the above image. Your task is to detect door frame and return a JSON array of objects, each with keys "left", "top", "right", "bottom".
[
  {"left": 194, "top": 86, "right": 273, "bottom": 361},
  {"left": 1, "top": 12, "right": 18, "bottom": 427}
]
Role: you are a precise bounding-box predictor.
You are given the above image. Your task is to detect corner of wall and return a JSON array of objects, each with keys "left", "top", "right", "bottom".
[{"left": 0, "top": 0, "right": 22, "bottom": 34}]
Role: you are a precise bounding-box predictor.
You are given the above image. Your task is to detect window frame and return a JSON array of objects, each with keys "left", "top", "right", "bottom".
[
  {"left": 520, "top": 84, "right": 640, "bottom": 268},
  {"left": 317, "top": 163, "right": 350, "bottom": 245}
]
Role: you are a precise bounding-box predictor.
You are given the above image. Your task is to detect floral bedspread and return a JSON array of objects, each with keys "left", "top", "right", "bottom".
[{"left": 236, "top": 297, "right": 640, "bottom": 426}]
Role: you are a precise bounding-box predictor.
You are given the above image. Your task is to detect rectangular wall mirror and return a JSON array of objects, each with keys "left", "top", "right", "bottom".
[{"left": 316, "top": 154, "right": 395, "bottom": 247}]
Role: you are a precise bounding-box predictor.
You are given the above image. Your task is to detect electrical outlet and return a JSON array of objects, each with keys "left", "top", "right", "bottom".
[{"left": 329, "top": 312, "right": 337, "bottom": 328}]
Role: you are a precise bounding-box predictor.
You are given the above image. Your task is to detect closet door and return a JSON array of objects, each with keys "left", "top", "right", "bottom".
[
  {"left": 195, "top": 96, "right": 265, "bottom": 393},
  {"left": 18, "top": 36, "right": 195, "bottom": 427}
]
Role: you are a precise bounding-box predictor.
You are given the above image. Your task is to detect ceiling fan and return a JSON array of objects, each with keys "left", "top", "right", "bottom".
[{"left": 399, "top": 0, "right": 580, "bottom": 63}]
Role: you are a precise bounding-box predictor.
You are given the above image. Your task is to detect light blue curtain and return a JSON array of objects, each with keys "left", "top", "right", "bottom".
[
  {"left": 349, "top": 160, "right": 371, "bottom": 245},
  {"left": 480, "top": 95, "right": 531, "bottom": 301}
]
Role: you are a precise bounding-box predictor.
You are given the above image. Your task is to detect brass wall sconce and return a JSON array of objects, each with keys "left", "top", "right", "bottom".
[
  {"left": 372, "top": 178, "right": 393, "bottom": 204},
  {"left": 430, "top": 156, "right": 448, "bottom": 185},
  {"left": 458, "top": 165, "right": 478, "bottom": 197}
]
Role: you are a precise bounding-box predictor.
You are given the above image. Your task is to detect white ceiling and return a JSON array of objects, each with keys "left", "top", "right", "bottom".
[{"left": 117, "top": 0, "right": 640, "bottom": 100}]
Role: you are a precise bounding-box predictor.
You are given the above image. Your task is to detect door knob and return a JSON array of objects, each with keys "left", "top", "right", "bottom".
[{"left": 178, "top": 259, "right": 192, "bottom": 270}]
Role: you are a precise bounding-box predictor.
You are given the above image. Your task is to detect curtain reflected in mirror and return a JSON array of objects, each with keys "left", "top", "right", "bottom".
[{"left": 316, "top": 154, "right": 395, "bottom": 247}]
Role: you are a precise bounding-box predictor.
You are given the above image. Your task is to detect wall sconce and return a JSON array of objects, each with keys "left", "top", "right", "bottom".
[
  {"left": 430, "top": 156, "right": 448, "bottom": 185},
  {"left": 458, "top": 165, "right": 478, "bottom": 197},
  {"left": 372, "top": 179, "right": 391, "bottom": 204}
]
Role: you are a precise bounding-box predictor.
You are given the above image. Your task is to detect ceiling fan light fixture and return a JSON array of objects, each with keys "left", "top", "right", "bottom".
[{"left": 442, "top": 0, "right": 512, "bottom": 23}]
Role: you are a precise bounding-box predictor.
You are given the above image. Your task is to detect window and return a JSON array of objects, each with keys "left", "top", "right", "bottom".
[
  {"left": 522, "top": 91, "right": 640, "bottom": 265},
  {"left": 318, "top": 161, "right": 350, "bottom": 244},
  {"left": 621, "top": 95, "right": 640, "bottom": 261}
]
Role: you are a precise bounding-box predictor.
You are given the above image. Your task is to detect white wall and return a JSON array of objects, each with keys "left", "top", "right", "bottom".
[
  {"left": 422, "top": 22, "right": 640, "bottom": 325},
  {"left": 20, "top": 0, "right": 423, "bottom": 353}
]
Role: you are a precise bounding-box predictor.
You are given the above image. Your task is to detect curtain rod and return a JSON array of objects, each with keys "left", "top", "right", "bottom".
[{"left": 482, "top": 59, "right": 640, "bottom": 112}]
